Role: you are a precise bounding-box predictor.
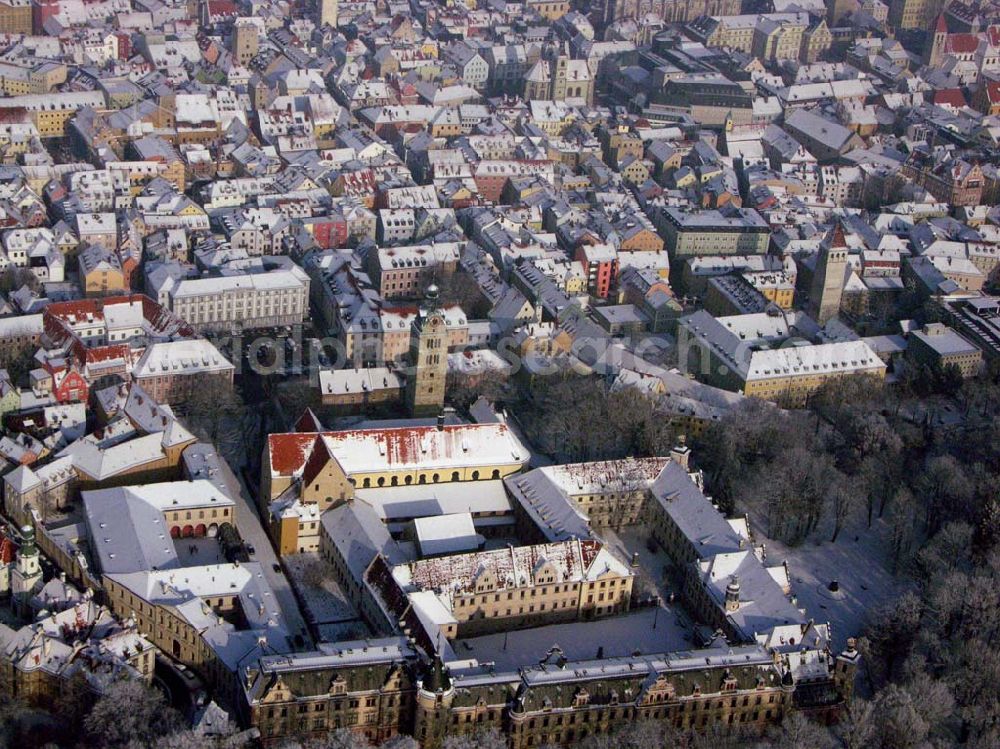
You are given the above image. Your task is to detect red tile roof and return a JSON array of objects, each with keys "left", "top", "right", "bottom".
[
  {"left": 268, "top": 433, "right": 316, "bottom": 475},
  {"left": 945, "top": 33, "right": 980, "bottom": 54},
  {"left": 984, "top": 80, "right": 1000, "bottom": 105},
  {"left": 933, "top": 88, "right": 967, "bottom": 108}
]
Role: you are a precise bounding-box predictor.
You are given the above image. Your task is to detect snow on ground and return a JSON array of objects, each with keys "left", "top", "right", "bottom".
[
  {"left": 284, "top": 552, "right": 367, "bottom": 641},
  {"left": 602, "top": 526, "right": 685, "bottom": 603},
  {"left": 316, "top": 620, "right": 371, "bottom": 642},
  {"left": 604, "top": 515, "right": 906, "bottom": 652},
  {"left": 752, "top": 517, "right": 910, "bottom": 649},
  {"left": 174, "top": 537, "right": 225, "bottom": 566},
  {"left": 455, "top": 607, "right": 692, "bottom": 671}
]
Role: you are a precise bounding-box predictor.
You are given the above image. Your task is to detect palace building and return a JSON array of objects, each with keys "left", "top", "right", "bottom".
[{"left": 243, "top": 446, "right": 859, "bottom": 746}]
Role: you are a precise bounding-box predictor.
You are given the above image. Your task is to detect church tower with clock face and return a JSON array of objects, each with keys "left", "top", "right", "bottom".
[
  {"left": 406, "top": 285, "right": 448, "bottom": 417},
  {"left": 11, "top": 524, "right": 42, "bottom": 618}
]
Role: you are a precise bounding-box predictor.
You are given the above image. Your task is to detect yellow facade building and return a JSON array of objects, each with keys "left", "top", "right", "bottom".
[
  {"left": 0, "top": 92, "right": 105, "bottom": 138},
  {"left": 262, "top": 421, "right": 530, "bottom": 555},
  {"left": 679, "top": 310, "right": 886, "bottom": 406},
  {"left": 0, "top": 0, "right": 30, "bottom": 35},
  {"left": 377, "top": 538, "right": 633, "bottom": 639}
]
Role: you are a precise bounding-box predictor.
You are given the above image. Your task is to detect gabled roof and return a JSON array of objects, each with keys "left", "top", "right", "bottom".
[
  {"left": 268, "top": 422, "right": 529, "bottom": 478},
  {"left": 294, "top": 408, "right": 324, "bottom": 433}
]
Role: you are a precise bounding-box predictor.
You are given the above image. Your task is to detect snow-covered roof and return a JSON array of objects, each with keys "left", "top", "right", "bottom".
[
  {"left": 268, "top": 422, "right": 529, "bottom": 479},
  {"left": 393, "top": 538, "right": 629, "bottom": 605},
  {"left": 414, "top": 513, "right": 480, "bottom": 557},
  {"left": 82, "top": 480, "right": 234, "bottom": 575}
]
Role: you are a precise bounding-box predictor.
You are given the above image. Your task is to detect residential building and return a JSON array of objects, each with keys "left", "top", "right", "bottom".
[
  {"left": 679, "top": 310, "right": 886, "bottom": 405},
  {"left": 152, "top": 266, "right": 310, "bottom": 332},
  {"left": 231, "top": 19, "right": 259, "bottom": 65},
  {"left": 131, "top": 340, "right": 235, "bottom": 405},
  {"left": 0, "top": 600, "right": 155, "bottom": 708},
  {"left": 659, "top": 207, "right": 770, "bottom": 259},
  {"left": 0, "top": 0, "right": 30, "bottom": 34},
  {"left": 905, "top": 322, "right": 982, "bottom": 378}
]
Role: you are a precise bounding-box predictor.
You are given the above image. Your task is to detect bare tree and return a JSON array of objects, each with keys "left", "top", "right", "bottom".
[
  {"left": 888, "top": 488, "right": 917, "bottom": 572},
  {"left": 183, "top": 376, "right": 247, "bottom": 451},
  {"left": 835, "top": 697, "right": 877, "bottom": 749},
  {"left": 870, "top": 683, "right": 931, "bottom": 749},
  {"left": 916, "top": 455, "right": 974, "bottom": 535},
  {"left": 303, "top": 728, "right": 372, "bottom": 749},
  {"left": 430, "top": 271, "right": 490, "bottom": 317},
  {"left": 579, "top": 721, "right": 680, "bottom": 749},
  {"left": 447, "top": 367, "right": 509, "bottom": 411},
  {"left": 827, "top": 472, "right": 856, "bottom": 543},
  {"left": 302, "top": 557, "right": 335, "bottom": 589},
  {"left": 766, "top": 711, "right": 836, "bottom": 749},
  {"left": 0, "top": 267, "right": 39, "bottom": 294},
  {"left": 862, "top": 592, "right": 922, "bottom": 685},
  {"left": 83, "top": 679, "right": 183, "bottom": 748},
  {"left": 378, "top": 736, "right": 419, "bottom": 749},
  {"left": 441, "top": 728, "right": 507, "bottom": 749}
]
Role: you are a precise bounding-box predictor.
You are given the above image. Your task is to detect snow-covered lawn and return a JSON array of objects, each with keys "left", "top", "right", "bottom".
[
  {"left": 752, "top": 517, "right": 910, "bottom": 649},
  {"left": 455, "top": 607, "right": 692, "bottom": 671},
  {"left": 284, "top": 552, "right": 365, "bottom": 638}
]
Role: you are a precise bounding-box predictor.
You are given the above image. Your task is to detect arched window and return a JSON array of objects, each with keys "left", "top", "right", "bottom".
[
  {"left": 451, "top": 471, "right": 460, "bottom": 481},
  {"left": 377, "top": 477, "right": 385, "bottom": 487},
  {"left": 472, "top": 470, "right": 479, "bottom": 480},
  {"left": 432, "top": 473, "right": 440, "bottom": 482},
  {"left": 391, "top": 476, "right": 399, "bottom": 486},
  {"left": 491, "top": 469, "right": 500, "bottom": 479},
  {"left": 404, "top": 475, "right": 413, "bottom": 485}
]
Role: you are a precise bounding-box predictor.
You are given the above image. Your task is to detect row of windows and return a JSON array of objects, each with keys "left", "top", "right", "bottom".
[
  {"left": 355, "top": 468, "right": 502, "bottom": 488},
  {"left": 165, "top": 507, "right": 229, "bottom": 520}
]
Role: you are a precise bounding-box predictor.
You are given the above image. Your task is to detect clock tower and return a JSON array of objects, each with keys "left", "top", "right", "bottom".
[{"left": 405, "top": 285, "right": 448, "bottom": 417}]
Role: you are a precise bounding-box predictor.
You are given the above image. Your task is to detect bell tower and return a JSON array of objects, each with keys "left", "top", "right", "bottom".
[
  {"left": 807, "top": 221, "right": 848, "bottom": 325},
  {"left": 12, "top": 524, "right": 43, "bottom": 617},
  {"left": 405, "top": 285, "right": 448, "bottom": 417},
  {"left": 925, "top": 14, "right": 948, "bottom": 67}
]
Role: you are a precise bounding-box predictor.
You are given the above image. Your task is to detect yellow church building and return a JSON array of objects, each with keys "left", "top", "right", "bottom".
[{"left": 261, "top": 420, "right": 531, "bottom": 555}]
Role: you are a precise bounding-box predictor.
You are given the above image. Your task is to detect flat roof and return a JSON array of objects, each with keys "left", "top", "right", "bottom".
[{"left": 414, "top": 513, "right": 480, "bottom": 557}]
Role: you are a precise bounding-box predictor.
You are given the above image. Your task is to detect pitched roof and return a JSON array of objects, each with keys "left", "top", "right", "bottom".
[{"left": 268, "top": 423, "right": 529, "bottom": 478}]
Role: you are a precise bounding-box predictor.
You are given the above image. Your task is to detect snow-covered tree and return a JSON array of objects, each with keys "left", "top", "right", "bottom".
[{"left": 83, "top": 680, "right": 183, "bottom": 748}]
